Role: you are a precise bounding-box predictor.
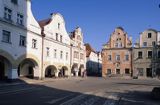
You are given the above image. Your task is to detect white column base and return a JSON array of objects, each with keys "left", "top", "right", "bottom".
[
  {"left": 75, "top": 71, "right": 79, "bottom": 77},
  {"left": 55, "top": 72, "right": 59, "bottom": 77}
]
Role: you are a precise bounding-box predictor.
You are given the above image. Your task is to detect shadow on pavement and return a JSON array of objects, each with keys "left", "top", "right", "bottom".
[
  {"left": 116, "top": 90, "right": 160, "bottom": 105},
  {"left": 0, "top": 79, "right": 160, "bottom": 105},
  {"left": 0, "top": 79, "right": 117, "bottom": 105}
]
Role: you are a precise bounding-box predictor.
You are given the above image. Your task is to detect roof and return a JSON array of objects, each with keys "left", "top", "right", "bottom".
[
  {"left": 84, "top": 43, "right": 96, "bottom": 57},
  {"left": 146, "top": 29, "right": 157, "bottom": 33},
  {"left": 116, "top": 26, "right": 124, "bottom": 31},
  {"left": 38, "top": 18, "right": 52, "bottom": 29}
]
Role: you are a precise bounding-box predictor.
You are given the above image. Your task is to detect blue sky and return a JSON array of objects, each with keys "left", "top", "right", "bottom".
[{"left": 31, "top": 0, "right": 160, "bottom": 51}]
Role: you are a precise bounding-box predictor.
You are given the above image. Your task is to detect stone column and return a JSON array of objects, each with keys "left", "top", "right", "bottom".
[
  {"left": 8, "top": 68, "right": 18, "bottom": 79},
  {"left": 75, "top": 71, "right": 79, "bottom": 77},
  {"left": 55, "top": 71, "right": 59, "bottom": 77}
]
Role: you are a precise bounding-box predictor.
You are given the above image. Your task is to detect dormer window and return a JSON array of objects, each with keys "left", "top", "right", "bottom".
[
  {"left": 56, "top": 33, "right": 58, "bottom": 41},
  {"left": 58, "top": 23, "right": 60, "bottom": 29},
  {"left": 115, "top": 43, "right": 118, "bottom": 47},
  {"left": 11, "top": 0, "right": 18, "bottom": 5},
  {"left": 148, "top": 33, "right": 152, "bottom": 38},
  {"left": 60, "top": 35, "right": 62, "bottom": 42}
]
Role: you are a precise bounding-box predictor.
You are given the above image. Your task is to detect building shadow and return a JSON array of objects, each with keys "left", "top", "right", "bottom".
[
  {"left": 0, "top": 79, "right": 160, "bottom": 105},
  {"left": 116, "top": 90, "right": 160, "bottom": 105},
  {"left": 0, "top": 79, "right": 117, "bottom": 105}
]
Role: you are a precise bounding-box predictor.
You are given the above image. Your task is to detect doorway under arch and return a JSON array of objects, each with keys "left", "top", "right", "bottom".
[
  {"left": 18, "top": 58, "right": 38, "bottom": 79},
  {"left": 45, "top": 65, "right": 57, "bottom": 78},
  {"left": 59, "top": 66, "right": 68, "bottom": 77},
  {"left": 79, "top": 64, "right": 84, "bottom": 76},
  {"left": 0, "top": 55, "right": 12, "bottom": 80},
  {"left": 71, "top": 63, "right": 78, "bottom": 76}
]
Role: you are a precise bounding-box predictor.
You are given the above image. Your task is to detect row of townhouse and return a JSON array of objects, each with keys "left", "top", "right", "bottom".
[
  {"left": 102, "top": 27, "right": 160, "bottom": 78},
  {"left": 0, "top": 0, "right": 86, "bottom": 80}
]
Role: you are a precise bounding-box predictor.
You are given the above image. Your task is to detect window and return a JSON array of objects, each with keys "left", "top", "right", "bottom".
[
  {"left": 138, "top": 51, "right": 142, "bottom": 58},
  {"left": 66, "top": 52, "right": 68, "bottom": 60},
  {"left": 118, "top": 42, "right": 122, "bottom": 48},
  {"left": 32, "top": 39, "right": 37, "bottom": 49},
  {"left": 4, "top": 7, "right": 12, "bottom": 21},
  {"left": 143, "top": 42, "right": 147, "bottom": 47},
  {"left": 11, "top": 0, "right": 18, "bottom": 4},
  {"left": 56, "top": 33, "right": 58, "bottom": 41},
  {"left": 2, "top": 30, "right": 11, "bottom": 43},
  {"left": 115, "top": 43, "right": 118, "bottom": 47},
  {"left": 46, "top": 47, "right": 50, "bottom": 56},
  {"left": 54, "top": 49, "right": 57, "bottom": 58},
  {"left": 107, "top": 69, "right": 111, "bottom": 75},
  {"left": 19, "top": 35, "right": 26, "bottom": 46},
  {"left": 148, "top": 51, "right": 152, "bottom": 58},
  {"left": 152, "top": 41, "right": 156, "bottom": 46},
  {"left": 125, "top": 55, "right": 129, "bottom": 61},
  {"left": 137, "top": 68, "right": 143, "bottom": 76},
  {"left": 80, "top": 53, "right": 84, "bottom": 59},
  {"left": 58, "top": 23, "right": 60, "bottom": 29},
  {"left": 74, "top": 51, "right": 79, "bottom": 59},
  {"left": 158, "top": 51, "right": 160, "bottom": 58},
  {"left": 148, "top": 33, "right": 152, "bottom": 38},
  {"left": 60, "top": 51, "right": 63, "bottom": 59},
  {"left": 125, "top": 69, "right": 130, "bottom": 74},
  {"left": 116, "top": 55, "right": 120, "bottom": 61},
  {"left": 108, "top": 55, "right": 111, "bottom": 61},
  {"left": 17, "top": 13, "right": 23, "bottom": 25},
  {"left": 60, "top": 35, "right": 62, "bottom": 42}
]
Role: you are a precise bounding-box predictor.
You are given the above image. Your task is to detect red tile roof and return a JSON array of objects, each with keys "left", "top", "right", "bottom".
[
  {"left": 38, "top": 18, "right": 52, "bottom": 28},
  {"left": 84, "top": 43, "right": 96, "bottom": 57}
]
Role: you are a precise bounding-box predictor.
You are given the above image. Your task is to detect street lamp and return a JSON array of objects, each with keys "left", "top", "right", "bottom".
[{"left": 97, "top": 51, "right": 100, "bottom": 76}]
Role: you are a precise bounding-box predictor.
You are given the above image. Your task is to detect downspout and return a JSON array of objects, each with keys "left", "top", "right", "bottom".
[
  {"left": 70, "top": 44, "right": 73, "bottom": 77},
  {"left": 131, "top": 47, "right": 133, "bottom": 77},
  {"left": 41, "top": 28, "right": 45, "bottom": 80}
]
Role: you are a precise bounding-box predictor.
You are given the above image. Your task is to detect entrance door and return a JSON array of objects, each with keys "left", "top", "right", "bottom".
[
  {"left": 28, "top": 66, "right": 34, "bottom": 78},
  {"left": 0, "top": 62, "right": 5, "bottom": 80},
  {"left": 47, "top": 69, "right": 52, "bottom": 77},
  {"left": 146, "top": 68, "right": 152, "bottom": 77},
  {"left": 116, "top": 69, "right": 120, "bottom": 74},
  {"left": 78, "top": 69, "right": 81, "bottom": 76}
]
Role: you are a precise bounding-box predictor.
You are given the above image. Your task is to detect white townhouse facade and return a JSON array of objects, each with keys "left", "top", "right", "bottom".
[
  {"left": 0, "top": 0, "right": 87, "bottom": 80},
  {"left": 39, "top": 13, "right": 71, "bottom": 78},
  {"left": 70, "top": 27, "right": 86, "bottom": 77},
  {"left": 0, "top": 0, "right": 42, "bottom": 80}
]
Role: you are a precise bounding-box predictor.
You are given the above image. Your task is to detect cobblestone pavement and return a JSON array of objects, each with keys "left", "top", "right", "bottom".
[{"left": 0, "top": 77, "right": 160, "bottom": 105}]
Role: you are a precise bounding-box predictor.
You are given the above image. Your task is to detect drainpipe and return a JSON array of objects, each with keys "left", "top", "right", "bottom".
[
  {"left": 70, "top": 44, "right": 73, "bottom": 77},
  {"left": 41, "top": 29, "right": 45, "bottom": 80},
  {"left": 131, "top": 48, "right": 133, "bottom": 77}
]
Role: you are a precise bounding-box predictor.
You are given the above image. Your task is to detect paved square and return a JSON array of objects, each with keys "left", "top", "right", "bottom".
[{"left": 0, "top": 77, "right": 160, "bottom": 105}]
